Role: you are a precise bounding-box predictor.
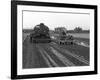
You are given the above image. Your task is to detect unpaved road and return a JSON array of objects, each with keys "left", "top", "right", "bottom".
[{"left": 23, "top": 36, "right": 89, "bottom": 69}]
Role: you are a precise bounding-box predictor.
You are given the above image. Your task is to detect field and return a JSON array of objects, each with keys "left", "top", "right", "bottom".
[
  {"left": 68, "top": 33, "right": 89, "bottom": 39},
  {"left": 22, "top": 32, "right": 90, "bottom": 68}
]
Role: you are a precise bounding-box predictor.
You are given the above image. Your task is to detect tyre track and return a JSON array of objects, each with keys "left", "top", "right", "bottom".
[
  {"left": 39, "top": 45, "right": 59, "bottom": 67},
  {"left": 36, "top": 45, "right": 52, "bottom": 67},
  {"left": 43, "top": 44, "right": 75, "bottom": 66},
  {"left": 50, "top": 42, "right": 89, "bottom": 65},
  {"left": 50, "top": 47, "right": 75, "bottom": 66}
]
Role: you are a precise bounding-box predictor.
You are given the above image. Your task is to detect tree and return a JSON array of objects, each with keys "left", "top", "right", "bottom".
[{"left": 74, "top": 27, "right": 82, "bottom": 32}]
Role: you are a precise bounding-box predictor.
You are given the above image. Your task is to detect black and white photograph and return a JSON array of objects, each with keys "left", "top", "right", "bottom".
[
  {"left": 11, "top": 1, "right": 97, "bottom": 79},
  {"left": 23, "top": 10, "right": 90, "bottom": 68}
]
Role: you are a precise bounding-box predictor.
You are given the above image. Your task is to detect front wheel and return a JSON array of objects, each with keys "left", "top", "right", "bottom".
[{"left": 30, "top": 36, "right": 33, "bottom": 43}]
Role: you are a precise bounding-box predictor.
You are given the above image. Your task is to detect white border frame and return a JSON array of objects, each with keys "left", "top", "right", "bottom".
[{"left": 17, "top": 5, "right": 94, "bottom": 75}]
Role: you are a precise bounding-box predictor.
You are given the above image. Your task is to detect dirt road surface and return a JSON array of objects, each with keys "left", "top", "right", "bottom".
[{"left": 23, "top": 36, "right": 89, "bottom": 69}]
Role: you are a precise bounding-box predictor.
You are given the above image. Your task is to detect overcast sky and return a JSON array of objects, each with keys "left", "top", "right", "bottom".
[{"left": 23, "top": 11, "right": 90, "bottom": 30}]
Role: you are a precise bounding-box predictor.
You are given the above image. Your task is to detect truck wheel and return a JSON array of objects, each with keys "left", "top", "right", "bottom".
[
  {"left": 30, "top": 37, "right": 32, "bottom": 43},
  {"left": 71, "top": 42, "right": 73, "bottom": 45}
]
